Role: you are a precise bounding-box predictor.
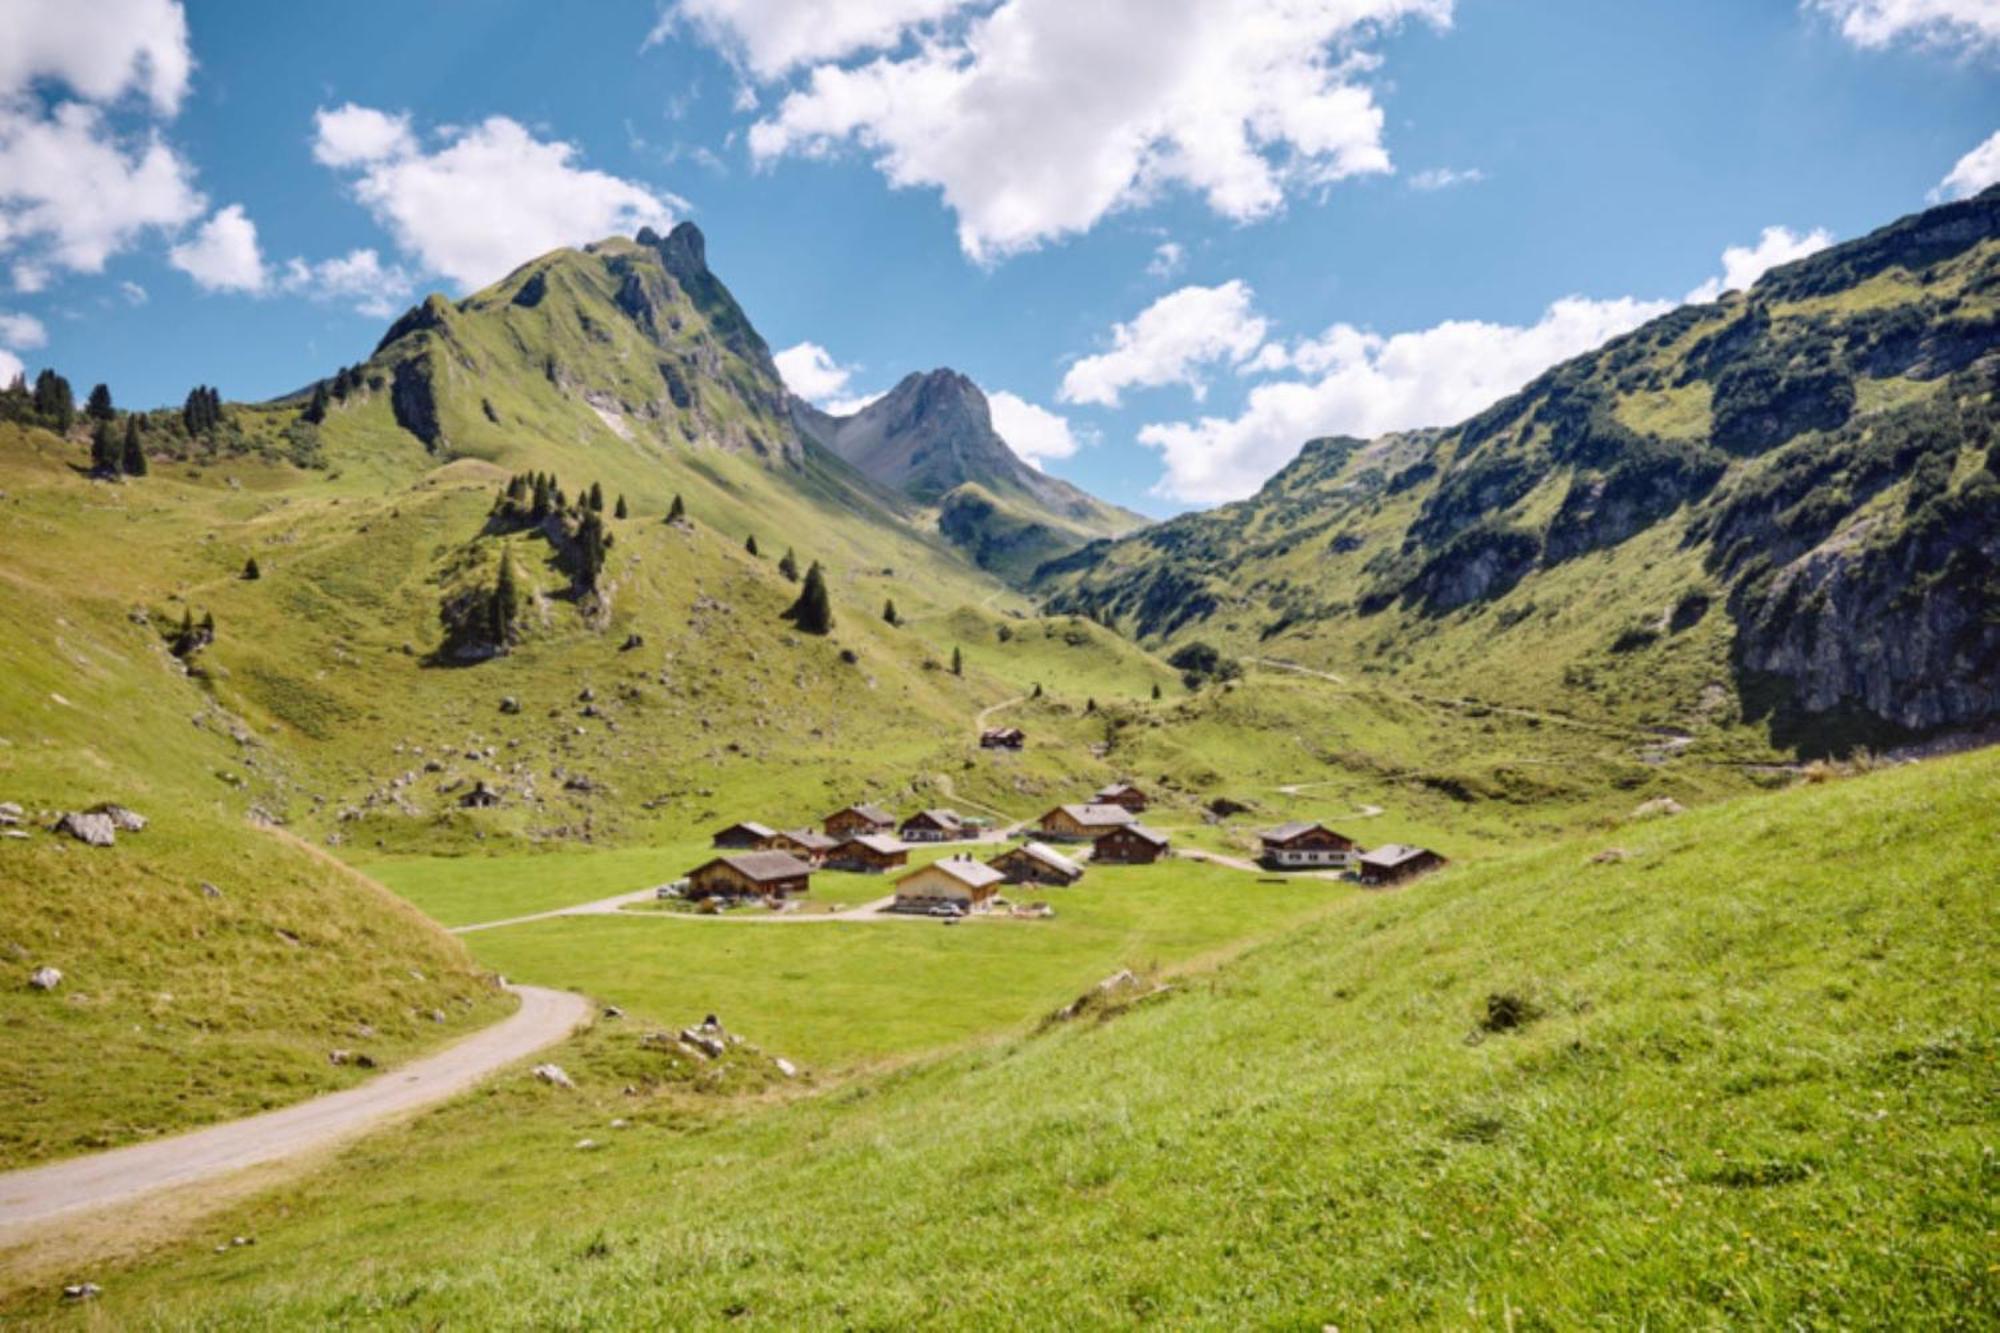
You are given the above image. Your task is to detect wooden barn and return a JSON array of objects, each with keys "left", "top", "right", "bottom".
[
  {"left": 825, "top": 834, "right": 909, "bottom": 874},
  {"left": 1036, "top": 803, "right": 1136, "bottom": 842},
  {"left": 979, "top": 726, "right": 1025, "bottom": 750},
  {"left": 898, "top": 808, "right": 965, "bottom": 843},
  {"left": 893, "top": 856, "right": 1007, "bottom": 913},
  {"left": 824, "top": 803, "right": 896, "bottom": 839},
  {"left": 1257, "top": 821, "right": 1357, "bottom": 869},
  {"left": 1356, "top": 844, "right": 1448, "bottom": 887},
  {"left": 1093, "top": 824, "right": 1171, "bottom": 865},
  {"left": 989, "top": 841, "right": 1085, "bottom": 887},
  {"left": 759, "top": 828, "right": 838, "bottom": 865},
  {"left": 685, "top": 851, "right": 813, "bottom": 900},
  {"left": 712, "top": 820, "right": 776, "bottom": 849},
  {"left": 1094, "top": 782, "right": 1149, "bottom": 813}
]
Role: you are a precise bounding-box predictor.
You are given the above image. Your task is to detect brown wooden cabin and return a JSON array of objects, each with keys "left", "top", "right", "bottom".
[
  {"left": 1093, "top": 824, "right": 1171, "bottom": 865},
  {"left": 712, "top": 820, "right": 778, "bottom": 850},
  {"left": 1257, "top": 821, "right": 1357, "bottom": 869},
  {"left": 1094, "top": 782, "right": 1149, "bottom": 813},
  {"left": 979, "top": 726, "right": 1026, "bottom": 750},
  {"left": 759, "top": 828, "right": 839, "bottom": 865},
  {"left": 824, "top": 833, "right": 909, "bottom": 874},
  {"left": 899, "top": 808, "right": 965, "bottom": 843},
  {"left": 1036, "top": 802, "right": 1136, "bottom": 842},
  {"left": 824, "top": 803, "right": 896, "bottom": 839},
  {"left": 988, "top": 841, "right": 1085, "bottom": 887},
  {"left": 686, "top": 850, "right": 813, "bottom": 900},
  {"left": 1355, "top": 844, "right": 1448, "bottom": 887},
  {"left": 893, "top": 856, "right": 1007, "bottom": 912}
]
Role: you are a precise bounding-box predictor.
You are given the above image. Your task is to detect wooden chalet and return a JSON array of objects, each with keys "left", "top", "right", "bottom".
[
  {"left": 1093, "top": 823, "right": 1171, "bottom": 865},
  {"left": 988, "top": 841, "right": 1085, "bottom": 887},
  {"left": 1257, "top": 821, "right": 1357, "bottom": 870},
  {"left": 899, "top": 808, "right": 965, "bottom": 843},
  {"left": 712, "top": 820, "right": 777, "bottom": 849},
  {"left": 824, "top": 803, "right": 896, "bottom": 839},
  {"left": 1094, "top": 782, "right": 1149, "bottom": 813},
  {"left": 1356, "top": 844, "right": 1448, "bottom": 887},
  {"left": 824, "top": 833, "right": 909, "bottom": 874},
  {"left": 759, "top": 828, "right": 839, "bottom": 865},
  {"left": 979, "top": 726, "right": 1025, "bottom": 750},
  {"left": 893, "top": 855, "right": 1007, "bottom": 912},
  {"left": 686, "top": 850, "right": 813, "bottom": 900},
  {"left": 1036, "top": 802, "right": 1136, "bottom": 842}
]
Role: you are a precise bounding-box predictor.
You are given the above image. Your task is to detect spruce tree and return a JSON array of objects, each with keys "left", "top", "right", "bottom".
[
  {"left": 86, "top": 382, "right": 114, "bottom": 422},
  {"left": 35, "top": 370, "right": 74, "bottom": 432},
  {"left": 1086, "top": 697, "right": 1097, "bottom": 714},
  {"left": 667, "top": 493, "right": 686, "bottom": 524},
  {"left": 883, "top": 599, "right": 899, "bottom": 626},
  {"left": 1151, "top": 682, "right": 1162, "bottom": 701},
  {"left": 121, "top": 416, "right": 147, "bottom": 476},
  {"left": 745, "top": 534, "right": 759, "bottom": 557},
  {"left": 785, "top": 561, "right": 833, "bottom": 634},
  {"left": 303, "top": 380, "right": 329, "bottom": 424},
  {"left": 951, "top": 645, "right": 963, "bottom": 676},
  {"left": 614, "top": 494, "right": 628, "bottom": 520},
  {"left": 778, "top": 548, "right": 799, "bottom": 582},
  {"left": 90, "top": 419, "right": 120, "bottom": 476},
  {"left": 1031, "top": 682, "right": 1043, "bottom": 699},
  {"left": 575, "top": 512, "right": 608, "bottom": 591},
  {"left": 242, "top": 556, "right": 260, "bottom": 580},
  {"left": 491, "top": 547, "right": 520, "bottom": 645},
  {"left": 587, "top": 481, "right": 604, "bottom": 512}
]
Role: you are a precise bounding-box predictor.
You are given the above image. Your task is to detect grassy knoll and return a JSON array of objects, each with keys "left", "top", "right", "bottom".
[{"left": 16, "top": 748, "right": 1991, "bottom": 1326}]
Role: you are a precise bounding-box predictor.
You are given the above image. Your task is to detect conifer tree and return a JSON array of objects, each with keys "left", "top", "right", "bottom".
[
  {"left": 952, "top": 645, "right": 963, "bottom": 676},
  {"left": 491, "top": 546, "right": 520, "bottom": 645},
  {"left": 86, "top": 382, "right": 114, "bottom": 421},
  {"left": 614, "top": 494, "right": 628, "bottom": 519},
  {"left": 785, "top": 560, "right": 833, "bottom": 634},
  {"left": 778, "top": 548, "right": 799, "bottom": 582},
  {"left": 531, "top": 473, "right": 552, "bottom": 520},
  {"left": 242, "top": 556, "right": 260, "bottom": 580},
  {"left": 1086, "top": 697, "right": 1097, "bottom": 714},
  {"left": 575, "top": 511, "right": 608, "bottom": 591},
  {"left": 587, "top": 481, "right": 604, "bottom": 512},
  {"left": 90, "top": 419, "right": 120, "bottom": 476},
  {"left": 745, "top": 534, "right": 759, "bottom": 557},
  {"left": 667, "top": 493, "right": 686, "bottom": 524},
  {"left": 1151, "top": 682, "right": 1162, "bottom": 701},
  {"left": 35, "top": 370, "right": 74, "bottom": 432},
  {"left": 883, "top": 598, "right": 899, "bottom": 626},
  {"left": 302, "top": 380, "right": 329, "bottom": 424},
  {"left": 1031, "top": 682, "right": 1043, "bottom": 699},
  {"left": 121, "top": 416, "right": 147, "bottom": 476}
]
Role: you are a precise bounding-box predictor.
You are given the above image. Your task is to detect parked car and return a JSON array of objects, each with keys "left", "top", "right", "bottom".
[{"left": 656, "top": 878, "right": 690, "bottom": 900}]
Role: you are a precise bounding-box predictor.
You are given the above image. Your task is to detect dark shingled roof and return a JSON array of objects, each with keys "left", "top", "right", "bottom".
[
  {"left": 1259, "top": 820, "right": 1323, "bottom": 844},
  {"left": 1103, "top": 823, "right": 1170, "bottom": 847},
  {"left": 831, "top": 803, "right": 895, "bottom": 825},
  {"left": 698, "top": 851, "right": 813, "bottom": 883},
  {"left": 1358, "top": 843, "right": 1430, "bottom": 868}
]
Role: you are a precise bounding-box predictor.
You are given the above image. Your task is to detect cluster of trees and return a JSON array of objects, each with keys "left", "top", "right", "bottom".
[
  {"left": 1168, "top": 641, "right": 1240, "bottom": 689},
  {"left": 170, "top": 607, "right": 215, "bottom": 659},
  {"left": 784, "top": 560, "right": 833, "bottom": 634},
  {"left": 0, "top": 369, "right": 78, "bottom": 432},
  {"left": 90, "top": 416, "right": 148, "bottom": 478},
  {"left": 492, "top": 471, "right": 623, "bottom": 527},
  {"left": 182, "top": 385, "right": 224, "bottom": 436}
]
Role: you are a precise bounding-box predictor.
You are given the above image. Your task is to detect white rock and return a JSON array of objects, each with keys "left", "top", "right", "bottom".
[
  {"left": 54, "top": 811, "right": 115, "bottom": 847},
  {"left": 28, "top": 966, "right": 61, "bottom": 991},
  {"left": 774, "top": 1057, "right": 798, "bottom": 1079},
  {"left": 533, "top": 1063, "right": 574, "bottom": 1089}
]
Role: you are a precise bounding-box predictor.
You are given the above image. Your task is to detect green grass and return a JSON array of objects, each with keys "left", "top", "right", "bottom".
[{"left": 15, "top": 747, "right": 1991, "bottom": 1327}]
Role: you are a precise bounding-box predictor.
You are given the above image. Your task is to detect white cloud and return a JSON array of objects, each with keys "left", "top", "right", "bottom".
[
  {"left": 315, "top": 108, "right": 681, "bottom": 289},
  {"left": 0, "top": 0, "right": 192, "bottom": 115},
  {"left": 1685, "top": 224, "right": 1834, "bottom": 302},
  {"left": 1146, "top": 240, "right": 1185, "bottom": 279},
  {"left": 169, "top": 203, "right": 268, "bottom": 292},
  {"left": 774, "top": 339, "right": 859, "bottom": 401},
  {"left": 1137, "top": 294, "right": 1671, "bottom": 503},
  {"left": 745, "top": 0, "right": 1449, "bottom": 261},
  {"left": 11, "top": 264, "right": 48, "bottom": 294},
  {"left": 0, "top": 349, "right": 21, "bottom": 384},
  {"left": 988, "top": 389, "right": 1081, "bottom": 468},
  {"left": 1931, "top": 128, "right": 2000, "bottom": 201},
  {"left": 311, "top": 103, "right": 416, "bottom": 167},
  {"left": 1059, "top": 280, "right": 1268, "bottom": 407},
  {"left": 1807, "top": 0, "right": 2000, "bottom": 53},
  {"left": 280, "top": 248, "right": 416, "bottom": 318},
  {"left": 119, "top": 279, "right": 148, "bottom": 304},
  {"left": 0, "top": 101, "right": 204, "bottom": 278},
  {"left": 0, "top": 310, "right": 49, "bottom": 349},
  {"left": 660, "top": 0, "right": 965, "bottom": 79},
  {"left": 1409, "top": 165, "right": 1485, "bottom": 190}
]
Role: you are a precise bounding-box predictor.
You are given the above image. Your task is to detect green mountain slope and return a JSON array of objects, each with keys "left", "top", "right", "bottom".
[
  {"left": 793, "top": 367, "right": 1146, "bottom": 579},
  {"left": 23, "top": 746, "right": 1993, "bottom": 1325},
  {"left": 1037, "top": 187, "right": 2000, "bottom": 755}
]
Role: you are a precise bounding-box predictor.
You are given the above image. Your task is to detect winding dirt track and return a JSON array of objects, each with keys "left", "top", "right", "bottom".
[{"left": 0, "top": 984, "right": 589, "bottom": 1239}]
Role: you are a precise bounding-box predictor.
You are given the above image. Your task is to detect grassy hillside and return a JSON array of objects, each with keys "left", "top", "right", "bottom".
[
  {"left": 1038, "top": 187, "right": 2000, "bottom": 757},
  {"left": 11, "top": 747, "right": 1990, "bottom": 1325}
]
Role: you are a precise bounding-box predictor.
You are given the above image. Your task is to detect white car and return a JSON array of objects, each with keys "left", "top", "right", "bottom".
[{"left": 656, "top": 879, "right": 689, "bottom": 900}]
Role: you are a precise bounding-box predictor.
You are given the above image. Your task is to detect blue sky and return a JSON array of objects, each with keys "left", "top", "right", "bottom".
[{"left": 1, "top": 0, "right": 1995, "bottom": 514}]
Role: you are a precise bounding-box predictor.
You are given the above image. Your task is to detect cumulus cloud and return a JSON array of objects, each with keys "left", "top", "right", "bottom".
[
  {"left": 745, "top": 0, "right": 1450, "bottom": 261},
  {"left": 0, "top": 0, "right": 192, "bottom": 116},
  {"left": 0, "top": 310, "right": 49, "bottom": 349},
  {"left": 1137, "top": 294, "right": 1671, "bottom": 502},
  {"left": 169, "top": 203, "right": 268, "bottom": 292},
  {"left": 1684, "top": 224, "right": 1834, "bottom": 302},
  {"left": 660, "top": 0, "right": 964, "bottom": 79},
  {"left": 279, "top": 248, "right": 417, "bottom": 319},
  {"left": 0, "top": 350, "right": 21, "bottom": 383},
  {"left": 1059, "top": 280, "right": 1269, "bottom": 407},
  {"left": 314, "top": 107, "right": 681, "bottom": 289},
  {"left": 1807, "top": 0, "right": 2000, "bottom": 53},
  {"left": 774, "top": 339, "right": 859, "bottom": 401},
  {"left": 1146, "top": 241, "right": 1185, "bottom": 279},
  {"left": 988, "top": 389, "right": 1082, "bottom": 468},
  {"left": 1932, "top": 128, "right": 2000, "bottom": 201},
  {"left": 1409, "top": 165, "right": 1485, "bottom": 190},
  {"left": 119, "top": 280, "right": 148, "bottom": 304}
]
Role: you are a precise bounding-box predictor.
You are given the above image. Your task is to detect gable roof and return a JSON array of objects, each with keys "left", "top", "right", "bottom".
[
  {"left": 829, "top": 802, "right": 895, "bottom": 825},
  {"left": 1048, "top": 803, "right": 1135, "bottom": 827},
  {"left": 695, "top": 851, "right": 813, "bottom": 883},
  {"left": 835, "top": 833, "right": 905, "bottom": 855},
  {"left": 1359, "top": 843, "right": 1431, "bottom": 868},
  {"left": 716, "top": 820, "right": 777, "bottom": 839},
  {"left": 772, "top": 828, "right": 838, "bottom": 851},
  {"left": 1101, "top": 823, "right": 1170, "bottom": 847},
  {"left": 1003, "top": 841, "right": 1083, "bottom": 876},
  {"left": 904, "top": 858, "right": 1006, "bottom": 891},
  {"left": 1260, "top": 820, "right": 1347, "bottom": 845},
  {"left": 1096, "top": 782, "right": 1142, "bottom": 798},
  {"left": 902, "top": 808, "right": 963, "bottom": 827}
]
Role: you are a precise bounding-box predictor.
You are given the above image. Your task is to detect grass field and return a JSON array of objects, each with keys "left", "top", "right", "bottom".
[{"left": 9, "top": 748, "right": 1991, "bottom": 1326}]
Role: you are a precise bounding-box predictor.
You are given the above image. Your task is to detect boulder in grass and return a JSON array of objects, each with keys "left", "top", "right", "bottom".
[
  {"left": 62, "top": 1283, "right": 101, "bottom": 1302},
  {"left": 0, "top": 801, "right": 22, "bottom": 825},
  {"left": 29, "top": 966, "right": 61, "bottom": 991},
  {"left": 533, "top": 1063, "right": 575, "bottom": 1089},
  {"left": 90, "top": 803, "right": 147, "bottom": 832},
  {"left": 54, "top": 811, "right": 116, "bottom": 847}
]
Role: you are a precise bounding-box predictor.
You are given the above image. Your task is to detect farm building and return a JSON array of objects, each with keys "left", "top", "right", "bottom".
[
  {"left": 825, "top": 834, "right": 909, "bottom": 874},
  {"left": 1258, "top": 821, "right": 1357, "bottom": 869},
  {"left": 1093, "top": 824, "right": 1171, "bottom": 865},
  {"left": 893, "top": 856, "right": 1007, "bottom": 912},
  {"left": 685, "top": 851, "right": 813, "bottom": 900},
  {"left": 1036, "top": 803, "right": 1137, "bottom": 842},
  {"left": 711, "top": 820, "right": 776, "bottom": 849},
  {"left": 899, "top": 808, "right": 965, "bottom": 842},
  {"left": 979, "top": 727, "right": 1025, "bottom": 750},
  {"left": 1356, "top": 844, "right": 1448, "bottom": 887},
  {"left": 824, "top": 803, "right": 896, "bottom": 839},
  {"left": 1094, "top": 782, "right": 1149, "bottom": 813},
  {"left": 759, "top": 828, "right": 839, "bottom": 864},
  {"left": 989, "top": 841, "right": 1085, "bottom": 887}
]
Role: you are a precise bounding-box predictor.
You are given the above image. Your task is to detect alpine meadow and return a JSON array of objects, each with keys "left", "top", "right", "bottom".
[{"left": 0, "top": 2, "right": 1995, "bottom": 1327}]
